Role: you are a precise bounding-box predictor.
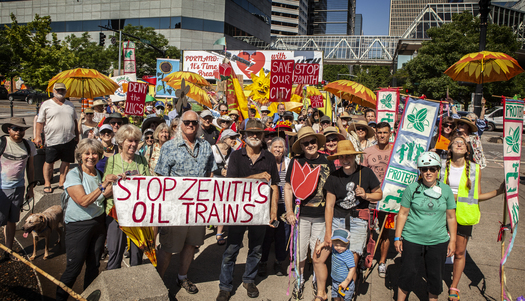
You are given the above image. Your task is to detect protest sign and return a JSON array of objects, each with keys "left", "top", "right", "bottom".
[
  {"left": 376, "top": 88, "right": 400, "bottom": 144},
  {"left": 377, "top": 98, "right": 440, "bottom": 213},
  {"left": 125, "top": 82, "right": 148, "bottom": 115},
  {"left": 113, "top": 176, "right": 271, "bottom": 227},
  {"left": 503, "top": 98, "right": 523, "bottom": 229},
  {"left": 155, "top": 58, "right": 180, "bottom": 98},
  {"left": 110, "top": 74, "right": 136, "bottom": 103},
  {"left": 270, "top": 60, "right": 294, "bottom": 102},
  {"left": 293, "top": 63, "right": 320, "bottom": 85},
  {"left": 123, "top": 41, "right": 136, "bottom": 74},
  {"left": 310, "top": 95, "right": 324, "bottom": 108}
]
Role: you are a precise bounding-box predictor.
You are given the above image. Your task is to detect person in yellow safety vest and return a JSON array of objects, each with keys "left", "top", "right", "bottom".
[{"left": 440, "top": 135, "right": 505, "bottom": 301}]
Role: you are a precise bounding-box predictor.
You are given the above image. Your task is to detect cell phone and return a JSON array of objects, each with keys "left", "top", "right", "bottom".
[{"left": 271, "top": 220, "right": 279, "bottom": 228}]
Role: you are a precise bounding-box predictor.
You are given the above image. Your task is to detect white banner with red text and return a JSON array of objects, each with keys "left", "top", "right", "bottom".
[{"left": 113, "top": 176, "right": 271, "bottom": 226}]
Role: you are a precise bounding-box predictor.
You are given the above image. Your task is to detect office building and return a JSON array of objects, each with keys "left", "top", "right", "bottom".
[
  {"left": 355, "top": 13, "right": 363, "bottom": 35},
  {"left": 309, "top": 0, "right": 356, "bottom": 35},
  {"left": 389, "top": 0, "right": 448, "bottom": 36},
  {"left": 271, "top": 0, "right": 308, "bottom": 36},
  {"left": 0, "top": 0, "right": 272, "bottom": 50}
]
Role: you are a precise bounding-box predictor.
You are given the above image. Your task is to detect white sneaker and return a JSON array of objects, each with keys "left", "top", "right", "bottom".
[{"left": 378, "top": 263, "right": 386, "bottom": 278}]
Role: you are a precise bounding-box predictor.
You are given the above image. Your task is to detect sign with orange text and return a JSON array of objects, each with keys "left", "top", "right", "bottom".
[
  {"left": 270, "top": 60, "right": 294, "bottom": 102},
  {"left": 113, "top": 176, "right": 271, "bottom": 226}
]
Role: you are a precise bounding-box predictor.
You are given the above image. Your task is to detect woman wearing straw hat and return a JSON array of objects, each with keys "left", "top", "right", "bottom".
[
  {"left": 313, "top": 140, "right": 382, "bottom": 301},
  {"left": 284, "top": 126, "right": 336, "bottom": 300},
  {"left": 319, "top": 126, "right": 345, "bottom": 169},
  {"left": 340, "top": 120, "right": 375, "bottom": 164}
]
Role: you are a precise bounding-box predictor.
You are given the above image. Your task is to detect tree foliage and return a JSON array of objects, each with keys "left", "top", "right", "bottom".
[
  {"left": 401, "top": 11, "right": 523, "bottom": 102},
  {"left": 64, "top": 32, "right": 112, "bottom": 75},
  {"left": 323, "top": 64, "right": 352, "bottom": 82},
  {"left": 353, "top": 65, "right": 392, "bottom": 91}
]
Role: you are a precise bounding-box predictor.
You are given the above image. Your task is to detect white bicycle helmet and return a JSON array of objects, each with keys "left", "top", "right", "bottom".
[{"left": 417, "top": 151, "right": 441, "bottom": 168}]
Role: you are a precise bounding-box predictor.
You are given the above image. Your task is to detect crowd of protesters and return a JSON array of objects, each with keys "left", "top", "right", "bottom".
[{"left": 0, "top": 83, "right": 507, "bottom": 301}]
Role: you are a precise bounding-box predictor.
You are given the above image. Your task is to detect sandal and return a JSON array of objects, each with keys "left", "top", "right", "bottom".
[
  {"left": 58, "top": 185, "right": 64, "bottom": 190},
  {"left": 448, "top": 288, "right": 460, "bottom": 301},
  {"left": 216, "top": 233, "right": 226, "bottom": 245},
  {"left": 43, "top": 186, "right": 52, "bottom": 194},
  {"left": 314, "top": 296, "right": 327, "bottom": 301}
]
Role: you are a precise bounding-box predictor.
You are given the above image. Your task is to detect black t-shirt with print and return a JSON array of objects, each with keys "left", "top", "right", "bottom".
[
  {"left": 285, "top": 153, "right": 336, "bottom": 218},
  {"left": 323, "top": 165, "right": 381, "bottom": 218}
]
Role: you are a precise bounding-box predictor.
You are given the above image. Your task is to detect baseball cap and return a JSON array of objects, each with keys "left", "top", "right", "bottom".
[
  {"left": 53, "top": 82, "right": 66, "bottom": 90},
  {"left": 261, "top": 106, "right": 271, "bottom": 112},
  {"left": 155, "top": 101, "right": 165, "bottom": 108},
  {"left": 200, "top": 110, "right": 213, "bottom": 118},
  {"left": 320, "top": 115, "right": 331, "bottom": 123},
  {"left": 331, "top": 228, "right": 350, "bottom": 244},
  {"left": 99, "top": 124, "right": 113, "bottom": 133},
  {"left": 221, "top": 129, "right": 240, "bottom": 140}
]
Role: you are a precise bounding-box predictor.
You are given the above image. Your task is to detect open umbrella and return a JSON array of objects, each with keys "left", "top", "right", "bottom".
[
  {"left": 165, "top": 79, "right": 213, "bottom": 108},
  {"left": 46, "top": 68, "right": 119, "bottom": 99},
  {"left": 324, "top": 80, "right": 377, "bottom": 108},
  {"left": 163, "top": 71, "right": 210, "bottom": 86},
  {"left": 444, "top": 51, "right": 524, "bottom": 84}
]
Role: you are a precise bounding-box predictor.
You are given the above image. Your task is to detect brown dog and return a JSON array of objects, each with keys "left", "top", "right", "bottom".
[{"left": 22, "top": 205, "right": 64, "bottom": 260}]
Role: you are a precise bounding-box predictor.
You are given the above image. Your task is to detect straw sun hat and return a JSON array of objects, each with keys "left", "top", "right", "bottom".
[
  {"left": 327, "top": 140, "right": 363, "bottom": 160},
  {"left": 291, "top": 126, "right": 326, "bottom": 154},
  {"left": 348, "top": 120, "right": 375, "bottom": 139}
]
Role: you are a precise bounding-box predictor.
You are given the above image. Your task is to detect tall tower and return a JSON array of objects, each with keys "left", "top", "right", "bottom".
[
  {"left": 389, "top": 0, "right": 448, "bottom": 36},
  {"left": 309, "top": 0, "right": 356, "bottom": 35},
  {"left": 271, "top": 0, "right": 309, "bottom": 35}
]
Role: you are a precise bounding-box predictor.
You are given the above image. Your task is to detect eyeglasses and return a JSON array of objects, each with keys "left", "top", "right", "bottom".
[
  {"left": 321, "top": 121, "right": 330, "bottom": 125},
  {"left": 145, "top": 136, "right": 154, "bottom": 140},
  {"left": 452, "top": 140, "right": 466, "bottom": 146},
  {"left": 420, "top": 167, "right": 438, "bottom": 173},
  {"left": 101, "top": 131, "right": 113, "bottom": 136},
  {"left": 183, "top": 120, "right": 198, "bottom": 126},
  {"left": 355, "top": 127, "right": 367, "bottom": 131},
  {"left": 110, "top": 121, "right": 123, "bottom": 125},
  {"left": 443, "top": 123, "right": 453, "bottom": 128},
  {"left": 10, "top": 126, "right": 25, "bottom": 132},
  {"left": 326, "top": 137, "right": 339, "bottom": 143},
  {"left": 301, "top": 138, "right": 317, "bottom": 147}
]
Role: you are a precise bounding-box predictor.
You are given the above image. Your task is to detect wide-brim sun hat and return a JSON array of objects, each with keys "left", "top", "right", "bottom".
[
  {"left": 348, "top": 120, "right": 375, "bottom": 139},
  {"left": 2, "top": 117, "right": 30, "bottom": 134},
  {"left": 323, "top": 126, "right": 345, "bottom": 141},
  {"left": 292, "top": 126, "right": 326, "bottom": 154},
  {"left": 240, "top": 119, "right": 265, "bottom": 133},
  {"left": 327, "top": 140, "right": 363, "bottom": 160},
  {"left": 141, "top": 116, "right": 165, "bottom": 133},
  {"left": 340, "top": 112, "right": 352, "bottom": 120},
  {"left": 103, "top": 113, "right": 129, "bottom": 125},
  {"left": 92, "top": 99, "right": 106, "bottom": 107},
  {"left": 455, "top": 117, "right": 478, "bottom": 133},
  {"left": 229, "top": 109, "right": 239, "bottom": 116}
]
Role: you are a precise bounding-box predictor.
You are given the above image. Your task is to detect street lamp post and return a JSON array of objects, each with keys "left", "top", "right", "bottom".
[{"left": 474, "top": 0, "right": 491, "bottom": 117}]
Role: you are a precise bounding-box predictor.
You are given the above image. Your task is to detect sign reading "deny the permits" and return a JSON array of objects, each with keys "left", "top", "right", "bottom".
[{"left": 113, "top": 176, "right": 271, "bottom": 226}]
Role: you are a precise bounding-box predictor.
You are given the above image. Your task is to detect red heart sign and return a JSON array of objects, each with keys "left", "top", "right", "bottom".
[{"left": 236, "top": 51, "right": 266, "bottom": 79}]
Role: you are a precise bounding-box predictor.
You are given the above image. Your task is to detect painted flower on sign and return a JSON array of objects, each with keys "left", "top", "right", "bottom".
[
  {"left": 407, "top": 107, "right": 430, "bottom": 133},
  {"left": 505, "top": 127, "right": 521, "bottom": 154},
  {"left": 290, "top": 160, "right": 321, "bottom": 200},
  {"left": 380, "top": 94, "right": 393, "bottom": 109}
]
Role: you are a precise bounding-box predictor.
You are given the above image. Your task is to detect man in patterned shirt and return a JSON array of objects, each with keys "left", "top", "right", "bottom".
[{"left": 154, "top": 110, "right": 217, "bottom": 295}]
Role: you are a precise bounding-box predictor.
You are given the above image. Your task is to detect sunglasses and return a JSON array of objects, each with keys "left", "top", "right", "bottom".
[
  {"left": 10, "top": 126, "right": 25, "bottom": 132},
  {"left": 101, "top": 131, "right": 113, "bottom": 135},
  {"left": 145, "top": 136, "right": 154, "bottom": 140},
  {"left": 220, "top": 109, "right": 228, "bottom": 112},
  {"left": 183, "top": 120, "right": 198, "bottom": 126},
  {"left": 420, "top": 167, "right": 438, "bottom": 173},
  {"left": 85, "top": 113, "right": 94, "bottom": 115},
  {"left": 355, "top": 127, "right": 367, "bottom": 131},
  {"left": 298, "top": 119, "right": 304, "bottom": 122},
  {"left": 301, "top": 138, "right": 317, "bottom": 147},
  {"left": 443, "top": 123, "right": 454, "bottom": 128},
  {"left": 326, "top": 137, "right": 339, "bottom": 143},
  {"left": 110, "top": 121, "right": 123, "bottom": 125},
  {"left": 321, "top": 121, "right": 330, "bottom": 125}
]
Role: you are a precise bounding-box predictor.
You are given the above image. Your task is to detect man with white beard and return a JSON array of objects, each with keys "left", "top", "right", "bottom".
[
  {"left": 34, "top": 82, "right": 79, "bottom": 193},
  {"left": 216, "top": 119, "right": 280, "bottom": 301}
]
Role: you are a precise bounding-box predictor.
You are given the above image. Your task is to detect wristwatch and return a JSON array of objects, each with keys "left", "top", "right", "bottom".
[
  {"left": 98, "top": 184, "right": 106, "bottom": 193},
  {"left": 394, "top": 237, "right": 403, "bottom": 242}
]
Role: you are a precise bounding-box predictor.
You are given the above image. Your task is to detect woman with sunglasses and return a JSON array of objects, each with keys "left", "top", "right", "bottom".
[
  {"left": 441, "top": 135, "right": 504, "bottom": 301},
  {"left": 429, "top": 116, "right": 456, "bottom": 160},
  {"left": 395, "top": 152, "right": 457, "bottom": 301},
  {"left": 319, "top": 126, "right": 345, "bottom": 169},
  {"left": 147, "top": 123, "right": 173, "bottom": 175},
  {"left": 95, "top": 124, "right": 118, "bottom": 174},
  {"left": 79, "top": 108, "right": 99, "bottom": 139},
  {"left": 138, "top": 128, "right": 155, "bottom": 156},
  {"left": 338, "top": 120, "right": 374, "bottom": 164}
]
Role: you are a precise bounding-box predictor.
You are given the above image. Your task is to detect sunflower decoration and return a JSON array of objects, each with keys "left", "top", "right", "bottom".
[{"left": 245, "top": 69, "right": 271, "bottom": 104}]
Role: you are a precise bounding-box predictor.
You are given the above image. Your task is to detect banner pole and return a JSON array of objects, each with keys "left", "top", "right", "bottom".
[
  {"left": 500, "top": 199, "right": 507, "bottom": 301},
  {"left": 364, "top": 216, "right": 387, "bottom": 280}
]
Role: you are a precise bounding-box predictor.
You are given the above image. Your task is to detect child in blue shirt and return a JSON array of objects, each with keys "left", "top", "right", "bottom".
[{"left": 329, "top": 228, "right": 356, "bottom": 301}]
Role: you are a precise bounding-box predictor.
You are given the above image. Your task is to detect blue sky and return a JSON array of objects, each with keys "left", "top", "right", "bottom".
[{"left": 356, "top": 0, "right": 391, "bottom": 35}]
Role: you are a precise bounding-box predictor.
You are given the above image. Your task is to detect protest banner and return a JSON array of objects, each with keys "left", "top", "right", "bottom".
[
  {"left": 110, "top": 73, "right": 136, "bottom": 103},
  {"left": 503, "top": 98, "right": 523, "bottom": 229},
  {"left": 377, "top": 97, "right": 440, "bottom": 213},
  {"left": 123, "top": 41, "right": 136, "bottom": 74},
  {"left": 155, "top": 58, "right": 180, "bottom": 98},
  {"left": 113, "top": 176, "right": 271, "bottom": 227},
  {"left": 183, "top": 50, "right": 323, "bottom": 81},
  {"left": 269, "top": 60, "right": 294, "bottom": 102},
  {"left": 293, "top": 63, "right": 320, "bottom": 85},
  {"left": 310, "top": 95, "right": 324, "bottom": 108},
  {"left": 376, "top": 88, "right": 400, "bottom": 144},
  {"left": 125, "top": 81, "right": 148, "bottom": 115}
]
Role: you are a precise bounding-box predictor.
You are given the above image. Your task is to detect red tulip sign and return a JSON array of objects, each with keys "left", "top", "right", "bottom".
[{"left": 290, "top": 160, "right": 321, "bottom": 200}]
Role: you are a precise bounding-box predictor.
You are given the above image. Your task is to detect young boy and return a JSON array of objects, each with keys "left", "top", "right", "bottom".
[{"left": 330, "top": 228, "right": 356, "bottom": 301}]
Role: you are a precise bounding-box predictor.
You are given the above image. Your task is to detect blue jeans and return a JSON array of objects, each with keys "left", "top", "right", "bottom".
[{"left": 219, "top": 225, "right": 266, "bottom": 292}]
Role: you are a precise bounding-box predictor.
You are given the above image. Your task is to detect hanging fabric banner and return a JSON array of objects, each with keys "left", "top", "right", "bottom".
[
  {"left": 503, "top": 97, "right": 523, "bottom": 229},
  {"left": 123, "top": 41, "right": 136, "bottom": 74},
  {"left": 376, "top": 88, "right": 400, "bottom": 144},
  {"left": 377, "top": 97, "right": 440, "bottom": 213}
]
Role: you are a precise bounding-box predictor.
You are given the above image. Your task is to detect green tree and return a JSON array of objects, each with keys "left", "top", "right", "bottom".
[
  {"left": 353, "top": 65, "right": 392, "bottom": 91},
  {"left": 106, "top": 24, "right": 181, "bottom": 77},
  {"left": 3, "top": 13, "right": 76, "bottom": 90},
  {"left": 322, "top": 64, "right": 352, "bottom": 82},
  {"left": 65, "top": 32, "right": 112, "bottom": 75},
  {"left": 402, "top": 11, "right": 523, "bottom": 102}
]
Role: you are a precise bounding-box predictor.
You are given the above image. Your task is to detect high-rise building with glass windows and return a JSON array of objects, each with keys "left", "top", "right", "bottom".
[
  {"left": 309, "top": 0, "right": 356, "bottom": 35},
  {"left": 271, "top": 0, "right": 309, "bottom": 36},
  {"left": 389, "top": 0, "right": 448, "bottom": 36},
  {"left": 355, "top": 13, "right": 363, "bottom": 35}
]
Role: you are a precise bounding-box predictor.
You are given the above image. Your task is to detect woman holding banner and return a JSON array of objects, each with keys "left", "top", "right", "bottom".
[
  {"left": 441, "top": 135, "right": 505, "bottom": 301},
  {"left": 104, "top": 124, "right": 151, "bottom": 270},
  {"left": 56, "top": 139, "right": 118, "bottom": 301}
]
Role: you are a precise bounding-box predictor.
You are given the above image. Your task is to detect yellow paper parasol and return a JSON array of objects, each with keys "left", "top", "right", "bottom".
[
  {"left": 165, "top": 79, "right": 213, "bottom": 108},
  {"left": 324, "top": 80, "right": 377, "bottom": 108},
  {"left": 444, "top": 51, "right": 524, "bottom": 84},
  {"left": 306, "top": 86, "right": 322, "bottom": 97},
  {"left": 163, "top": 71, "right": 210, "bottom": 86},
  {"left": 46, "top": 68, "right": 119, "bottom": 99}
]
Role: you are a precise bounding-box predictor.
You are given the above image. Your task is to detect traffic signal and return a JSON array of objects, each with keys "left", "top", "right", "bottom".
[{"left": 99, "top": 32, "right": 106, "bottom": 46}]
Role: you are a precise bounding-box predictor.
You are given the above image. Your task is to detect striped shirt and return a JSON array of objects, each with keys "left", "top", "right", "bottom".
[{"left": 331, "top": 248, "right": 355, "bottom": 283}]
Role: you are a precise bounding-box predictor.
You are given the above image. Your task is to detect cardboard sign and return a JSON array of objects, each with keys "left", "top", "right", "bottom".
[
  {"left": 310, "top": 95, "right": 324, "bottom": 108},
  {"left": 155, "top": 58, "right": 180, "bottom": 98},
  {"left": 503, "top": 98, "right": 523, "bottom": 229},
  {"left": 125, "top": 82, "right": 148, "bottom": 116},
  {"left": 435, "top": 135, "right": 450, "bottom": 150},
  {"left": 110, "top": 74, "right": 136, "bottom": 103},
  {"left": 113, "top": 176, "right": 271, "bottom": 226},
  {"left": 377, "top": 98, "right": 440, "bottom": 213},
  {"left": 269, "top": 60, "right": 294, "bottom": 102},
  {"left": 293, "top": 63, "right": 320, "bottom": 85}
]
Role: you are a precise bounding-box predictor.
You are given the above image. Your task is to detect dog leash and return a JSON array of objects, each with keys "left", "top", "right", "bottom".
[{"left": 21, "top": 181, "right": 38, "bottom": 213}]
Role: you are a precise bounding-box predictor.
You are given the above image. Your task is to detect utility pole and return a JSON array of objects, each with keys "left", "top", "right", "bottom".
[{"left": 474, "top": 0, "right": 491, "bottom": 117}]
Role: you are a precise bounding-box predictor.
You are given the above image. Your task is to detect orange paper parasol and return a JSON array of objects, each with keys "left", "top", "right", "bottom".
[
  {"left": 324, "top": 80, "right": 377, "bottom": 108},
  {"left": 444, "top": 51, "right": 524, "bottom": 84},
  {"left": 165, "top": 80, "right": 213, "bottom": 108},
  {"left": 46, "top": 68, "right": 119, "bottom": 99},
  {"left": 163, "top": 71, "right": 210, "bottom": 86}
]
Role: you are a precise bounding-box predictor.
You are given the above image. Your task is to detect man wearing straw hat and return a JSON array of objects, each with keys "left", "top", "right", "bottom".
[
  {"left": 0, "top": 117, "right": 36, "bottom": 260},
  {"left": 35, "top": 82, "right": 79, "bottom": 193}
]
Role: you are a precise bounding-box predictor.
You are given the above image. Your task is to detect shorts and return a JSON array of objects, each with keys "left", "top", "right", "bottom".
[
  {"left": 0, "top": 186, "right": 25, "bottom": 226},
  {"left": 398, "top": 239, "right": 448, "bottom": 296},
  {"left": 332, "top": 217, "right": 368, "bottom": 256},
  {"left": 332, "top": 279, "right": 355, "bottom": 301},
  {"left": 158, "top": 226, "right": 205, "bottom": 254},
  {"left": 298, "top": 216, "right": 325, "bottom": 262},
  {"left": 45, "top": 139, "right": 76, "bottom": 163},
  {"left": 457, "top": 224, "right": 473, "bottom": 237}
]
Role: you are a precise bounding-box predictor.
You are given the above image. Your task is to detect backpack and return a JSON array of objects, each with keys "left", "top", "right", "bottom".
[
  {"left": 0, "top": 135, "right": 31, "bottom": 157},
  {"left": 61, "top": 166, "right": 102, "bottom": 214}
]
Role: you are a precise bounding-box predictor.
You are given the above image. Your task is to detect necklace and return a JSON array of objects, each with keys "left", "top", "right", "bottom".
[{"left": 184, "top": 143, "right": 199, "bottom": 158}]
